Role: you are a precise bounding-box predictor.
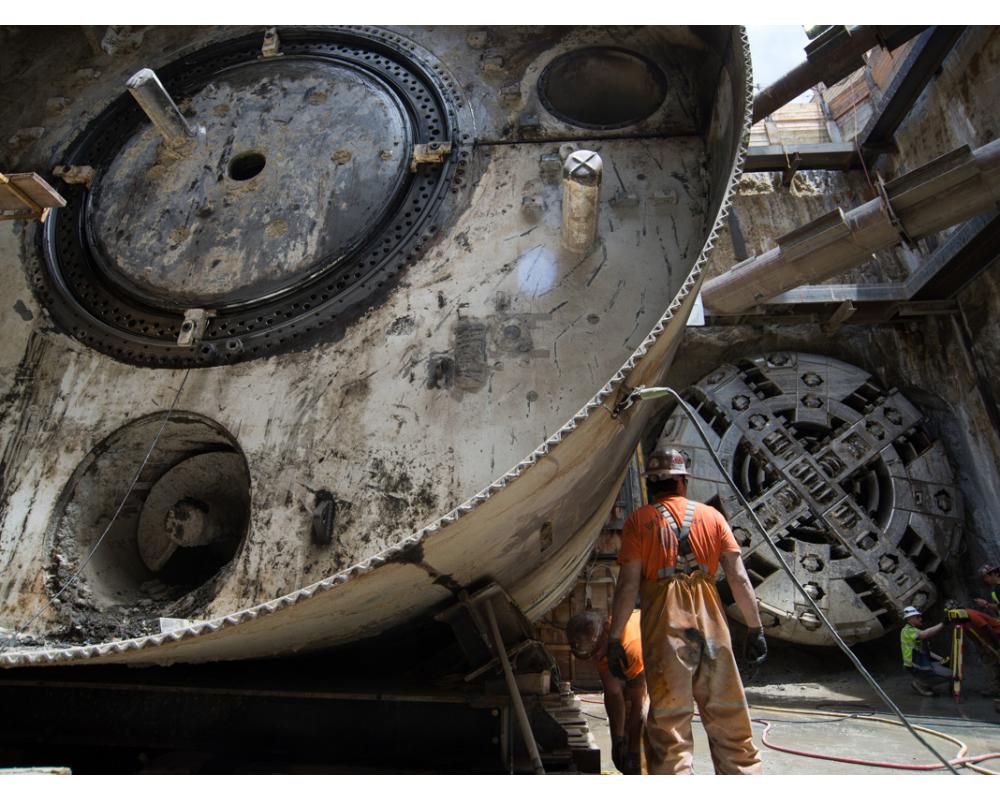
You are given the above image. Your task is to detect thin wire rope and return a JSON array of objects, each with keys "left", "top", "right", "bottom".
[
  {"left": 849, "top": 69, "right": 877, "bottom": 193},
  {"left": 647, "top": 386, "right": 959, "bottom": 774},
  {"left": 0, "top": 369, "right": 191, "bottom": 656}
]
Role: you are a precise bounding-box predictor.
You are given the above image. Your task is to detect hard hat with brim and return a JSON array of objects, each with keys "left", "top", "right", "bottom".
[
  {"left": 902, "top": 606, "right": 922, "bottom": 619},
  {"left": 644, "top": 448, "right": 689, "bottom": 478}
]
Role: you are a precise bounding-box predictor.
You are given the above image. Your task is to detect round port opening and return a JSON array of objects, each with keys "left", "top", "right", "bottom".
[
  {"left": 228, "top": 150, "right": 266, "bottom": 181},
  {"left": 538, "top": 47, "right": 667, "bottom": 130},
  {"left": 49, "top": 412, "right": 251, "bottom": 615}
]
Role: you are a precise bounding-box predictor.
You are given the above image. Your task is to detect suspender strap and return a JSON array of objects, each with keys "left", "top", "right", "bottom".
[{"left": 655, "top": 500, "right": 708, "bottom": 579}]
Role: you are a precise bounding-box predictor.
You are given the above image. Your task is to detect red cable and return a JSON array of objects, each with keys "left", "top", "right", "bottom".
[{"left": 755, "top": 718, "right": 1000, "bottom": 771}]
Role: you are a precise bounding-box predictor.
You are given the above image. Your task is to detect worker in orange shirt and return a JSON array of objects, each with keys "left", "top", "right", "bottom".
[
  {"left": 608, "top": 448, "right": 766, "bottom": 774},
  {"left": 567, "top": 609, "right": 646, "bottom": 773}
]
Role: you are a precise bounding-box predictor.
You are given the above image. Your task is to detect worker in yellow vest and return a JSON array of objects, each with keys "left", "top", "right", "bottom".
[
  {"left": 975, "top": 563, "right": 1000, "bottom": 619},
  {"left": 900, "top": 606, "right": 950, "bottom": 696}
]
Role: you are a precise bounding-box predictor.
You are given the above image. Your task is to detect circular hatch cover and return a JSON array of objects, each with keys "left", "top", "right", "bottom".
[{"left": 37, "top": 28, "right": 466, "bottom": 367}]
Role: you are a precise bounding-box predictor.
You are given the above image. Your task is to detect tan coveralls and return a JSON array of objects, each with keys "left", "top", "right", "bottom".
[{"left": 621, "top": 498, "right": 762, "bottom": 774}]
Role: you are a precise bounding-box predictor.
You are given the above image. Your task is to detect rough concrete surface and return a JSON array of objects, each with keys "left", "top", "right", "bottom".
[{"left": 585, "top": 639, "right": 1000, "bottom": 774}]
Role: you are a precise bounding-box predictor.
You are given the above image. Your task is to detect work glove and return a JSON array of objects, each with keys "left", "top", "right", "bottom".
[
  {"left": 607, "top": 638, "right": 629, "bottom": 680},
  {"left": 744, "top": 626, "right": 767, "bottom": 665},
  {"left": 611, "top": 736, "right": 626, "bottom": 773}
]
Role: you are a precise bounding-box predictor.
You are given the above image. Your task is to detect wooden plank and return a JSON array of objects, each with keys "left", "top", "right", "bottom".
[{"left": 0, "top": 172, "right": 67, "bottom": 212}]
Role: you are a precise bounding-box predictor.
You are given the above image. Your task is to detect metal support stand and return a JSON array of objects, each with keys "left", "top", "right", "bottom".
[
  {"left": 483, "top": 601, "right": 545, "bottom": 775},
  {"left": 436, "top": 582, "right": 598, "bottom": 773},
  {"left": 951, "top": 622, "right": 965, "bottom": 702}
]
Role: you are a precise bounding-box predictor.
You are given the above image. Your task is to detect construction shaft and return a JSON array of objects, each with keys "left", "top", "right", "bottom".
[{"left": 701, "top": 138, "right": 1000, "bottom": 315}]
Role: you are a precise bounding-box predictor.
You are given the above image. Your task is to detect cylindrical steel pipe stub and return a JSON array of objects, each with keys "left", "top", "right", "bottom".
[
  {"left": 126, "top": 68, "right": 196, "bottom": 149},
  {"left": 561, "top": 150, "right": 603, "bottom": 254}
]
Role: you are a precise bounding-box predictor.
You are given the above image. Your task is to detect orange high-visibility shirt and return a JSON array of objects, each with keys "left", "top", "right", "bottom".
[
  {"left": 595, "top": 609, "right": 644, "bottom": 679},
  {"left": 618, "top": 496, "right": 741, "bottom": 581}
]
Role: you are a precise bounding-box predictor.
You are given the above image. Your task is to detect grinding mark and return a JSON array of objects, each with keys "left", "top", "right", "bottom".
[
  {"left": 433, "top": 305, "right": 456, "bottom": 333},
  {"left": 656, "top": 229, "right": 674, "bottom": 282},
  {"left": 391, "top": 403, "right": 419, "bottom": 426},
  {"left": 503, "top": 226, "right": 537, "bottom": 241},
  {"left": 670, "top": 216, "right": 683, "bottom": 259},
  {"left": 554, "top": 250, "right": 590, "bottom": 289},
  {"left": 551, "top": 314, "right": 585, "bottom": 374},
  {"left": 670, "top": 171, "right": 695, "bottom": 200},
  {"left": 0, "top": 334, "right": 53, "bottom": 529},
  {"left": 513, "top": 245, "right": 545, "bottom": 294},
  {"left": 603, "top": 279, "right": 625, "bottom": 313},
  {"left": 548, "top": 300, "right": 568, "bottom": 315},
  {"left": 288, "top": 373, "right": 341, "bottom": 445},
  {"left": 641, "top": 142, "right": 664, "bottom": 171},
  {"left": 671, "top": 69, "right": 699, "bottom": 130},
  {"left": 584, "top": 242, "right": 609, "bottom": 288},
  {"left": 623, "top": 287, "right": 647, "bottom": 347},
  {"left": 611, "top": 160, "right": 628, "bottom": 194},
  {"left": 395, "top": 344, "right": 422, "bottom": 379},
  {"left": 501, "top": 382, "right": 524, "bottom": 401}
]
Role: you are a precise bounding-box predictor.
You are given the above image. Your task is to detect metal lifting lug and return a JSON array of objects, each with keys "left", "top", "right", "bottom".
[
  {"left": 410, "top": 141, "right": 453, "bottom": 172},
  {"left": 261, "top": 27, "right": 282, "bottom": 59},
  {"left": 177, "top": 308, "right": 216, "bottom": 347}
]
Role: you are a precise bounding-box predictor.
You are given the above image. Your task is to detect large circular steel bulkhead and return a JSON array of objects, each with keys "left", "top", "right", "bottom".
[
  {"left": 658, "top": 353, "right": 963, "bottom": 646},
  {"left": 36, "top": 28, "right": 468, "bottom": 368},
  {"left": 48, "top": 413, "right": 251, "bottom": 625}
]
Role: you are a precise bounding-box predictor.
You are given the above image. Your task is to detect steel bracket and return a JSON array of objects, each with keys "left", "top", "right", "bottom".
[
  {"left": 875, "top": 174, "right": 916, "bottom": 249},
  {"left": 177, "top": 308, "right": 216, "bottom": 347},
  {"left": 410, "top": 141, "right": 452, "bottom": 172},
  {"left": 261, "top": 27, "right": 282, "bottom": 59}
]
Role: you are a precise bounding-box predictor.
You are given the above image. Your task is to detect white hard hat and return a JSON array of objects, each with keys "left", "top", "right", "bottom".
[
  {"left": 902, "top": 606, "right": 922, "bottom": 619},
  {"left": 645, "top": 448, "right": 690, "bottom": 478}
]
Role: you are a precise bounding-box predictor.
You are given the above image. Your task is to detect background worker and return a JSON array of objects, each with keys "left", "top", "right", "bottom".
[
  {"left": 567, "top": 609, "right": 646, "bottom": 773},
  {"left": 900, "top": 606, "right": 950, "bottom": 696},
  {"left": 608, "top": 448, "right": 767, "bottom": 775},
  {"left": 975, "top": 563, "right": 1000, "bottom": 618}
]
